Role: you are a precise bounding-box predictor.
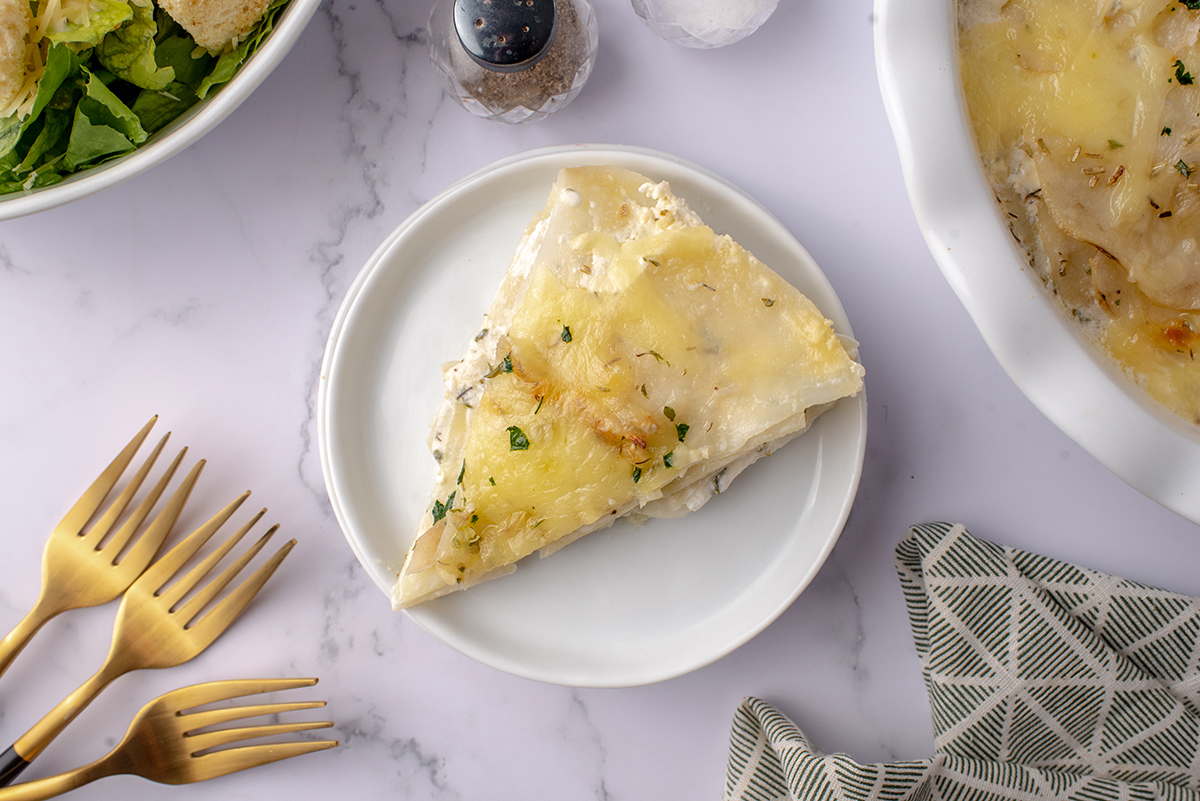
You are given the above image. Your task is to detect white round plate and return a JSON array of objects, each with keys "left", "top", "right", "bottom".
[
  {"left": 875, "top": 0, "right": 1200, "bottom": 522},
  {"left": 318, "top": 144, "right": 867, "bottom": 687},
  {"left": 0, "top": 0, "right": 321, "bottom": 221}
]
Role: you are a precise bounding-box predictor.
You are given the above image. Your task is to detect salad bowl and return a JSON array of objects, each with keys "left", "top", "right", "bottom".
[{"left": 0, "top": 0, "right": 322, "bottom": 221}]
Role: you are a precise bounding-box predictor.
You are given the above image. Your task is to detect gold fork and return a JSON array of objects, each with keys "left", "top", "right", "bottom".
[
  {"left": 0, "top": 678, "right": 337, "bottom": 800},
  {"left": 0, "top": 493, "right": 296, "bottom": 786},
  {"left": 0, "top": 417, "right": 203, "bottom": 680}
]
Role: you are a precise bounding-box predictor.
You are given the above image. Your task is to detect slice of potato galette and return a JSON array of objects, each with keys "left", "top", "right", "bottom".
[{"left": 393, "top": 165, "right": 864, "bottom": 610}]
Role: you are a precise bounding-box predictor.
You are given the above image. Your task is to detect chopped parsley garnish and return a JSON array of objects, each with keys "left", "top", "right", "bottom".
[
  {"left": 1186, "top": 1, "right": 1200, "bottom": 10},
  {"left": 489, "top": 477, "right": 496, "bottom": 485},
  {"left": 645, "top": 258, "right": 660, "bottom": 267},
  {"left": 1177, "top": 159, "right": 1193, "bottom": 178},
  {"left": 432, "top": 491, "right": 456, "bottom": 523},
  {"left": 1107, "top": 139, "right": 1123, "bottom": 149},
  {"left": 1164, "top": 126, "right": 1174, "bottom": 135},
  {"left": 676, "top": 422, "right": 689, "bottom": 442},
  {"left": 664, "top": 451, "right": 674, "bottom": 468},
  {"left": 534, "top": 396, "right": 544, "bottom": 414},
  {"left": 457, "top": 461, "right": 466, "bottom": 485},
  {"left": 1176, "top": 59, "right": 1195, "bottom": 85},
  {"left": 475, "top": 328, "right": 489, "bottom": 341},
  {"left": 663, "top": 406, "right": 676, "bottom": 421},
  {"left": 470, "top": 514, "right": 479, "bottom": 524},
  {"left": 561, "top": 326, "right": 572, "bottom": 342},
  {"left": 507, "top": 426, "right": 530, "bottom": 451},
  {"left": 631, "top": 467, "right": 643, "bottom": 483},
  {"left": 649, "top": 350, "right": 665, "bottom": 364},
  {"left": 484, "top": 353, "right": 514, "bottom": 379}
]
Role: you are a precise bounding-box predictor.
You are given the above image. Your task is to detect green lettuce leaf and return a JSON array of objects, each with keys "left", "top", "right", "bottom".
[
  {"left": 153, "top": 22, "right": 214, "bottom": 85},
  {"left": 29, "top": 44, "right": 88, "bottom": 125},
  {"left": 62, "top": 68, "right": 145, "bottom": 169},
  {"left": 45, "top": 0, "right": 133, "bottom": 46},
  {"left": 63, "top": 106, "right": 136, "bottom": 169},
  {"left": 0, "top": 44, "right": 86, "bottom": 163},
  {"left": 0, "top": 168, "right": 65, "bottom": 193},
  {"left": 127, "top": 16, "right": 214, "bottom": 132},
  {"left": 0, "top": 116, "right": 23, "bottom": 160},
  {"left": 77, "top": 67, "right": 147, "bottom": 143},
  {"left": 195, "top": 0, "right": 287, "bottom": 99},
  {"left": 131, "top": 81, "right": 195, "bottom": 132},
  {"left": 96, "top": 2, "right": 175, "bottom": 90},
  {"left": 15, "top": 108, "right": 72, "bottom": 173}
]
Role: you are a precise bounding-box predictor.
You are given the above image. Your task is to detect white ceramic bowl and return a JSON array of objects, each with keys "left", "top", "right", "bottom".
[
  {"left": 875, "top": 0, "right": 1200, "bottom": 523},
  {"left": 0, "top": 0, "right": 322, "bottom": 222},
  {"left": 318, "top": 145, "right": 867, "bottom": 687}
]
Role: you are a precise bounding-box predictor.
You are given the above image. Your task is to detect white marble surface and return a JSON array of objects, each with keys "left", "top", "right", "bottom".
[{"left": 0, "top": 0, "right": 1198, "bottom": 798}]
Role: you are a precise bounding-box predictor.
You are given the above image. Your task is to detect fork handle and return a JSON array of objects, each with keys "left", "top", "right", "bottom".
[
  {"left": 0, "top": 748, "right": 28, "bottom": 786},
  {"left": 0, "top": 757, "right": 112, "bottom": 800},
  {"left": 0, "top": 602, "right": 54, "bottom": 682},
  {"left": 0, "top": 667, "right": 116, "bottom": 788}
]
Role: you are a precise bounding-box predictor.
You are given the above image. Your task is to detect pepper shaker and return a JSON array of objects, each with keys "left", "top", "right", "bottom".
[
  {"left": 429, "top": 0, "right": 599, "bottom": 124},
  {"left": 630, "top": 0, "right": 778, "bottom": 48}
]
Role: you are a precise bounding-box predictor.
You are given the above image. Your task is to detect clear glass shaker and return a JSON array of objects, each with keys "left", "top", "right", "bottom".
[
  {"left": 630, "top": 0, "right": 778, "bottom": 48},
  {"left": 429, "top": 0, "right": 599, "bottom": 124}
]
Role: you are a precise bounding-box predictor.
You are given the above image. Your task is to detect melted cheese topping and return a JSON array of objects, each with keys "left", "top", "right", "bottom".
[
  {"left": 392, "top": 166, "right": 864, "bottom": 609},
  {"left": 960, "top": 0, "right": 1200, "bottom": 425}
]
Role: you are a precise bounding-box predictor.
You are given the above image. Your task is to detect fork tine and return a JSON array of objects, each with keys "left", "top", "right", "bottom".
[
  {"left": 56, "top": 417, "right": 157, "bottom": 539},
  {"left": 174, "top": 677, "right": 320, "bottom": 708},
  {"left": 173, "top": 523, "right": 277, "bottom": 623},
  {"left": 183, "top": 700, "right": 328, "bottom": 731},
  {"left": 115, "top": 457, "right": 204, "bottom": 571},
  {"left": 186, "top": 538, "right": 296, "bottom": 646},
  {"left": 186, "top": 720, "right": 334, "bottom": 754},
  {"left": 185, "top": 739, "right": 339, "bottom": 783},
  {"left": 80, "top": 433, "right": 169, "bottom": 550},
  {"left": 93, "top": 443, "right": 187, "bottom": 558},
  {"left": 137, "top": 491, "right": 250, "bottom": 594},
  {"left": 159, "top": 510, "right": 267, "bottom": 610}
]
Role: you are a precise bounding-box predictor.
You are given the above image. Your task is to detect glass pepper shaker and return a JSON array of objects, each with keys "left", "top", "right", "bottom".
[
  {"left": 629, "top": 0, "right": 778, "bottom": 48},
  {"left": 429, "top": 0, "right": 599, "bottom": 124}
]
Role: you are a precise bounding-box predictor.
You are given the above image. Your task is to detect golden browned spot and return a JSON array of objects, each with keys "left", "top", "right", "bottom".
[{"left": 1159, "top": 319, "right": 1198, "bottom": 348}]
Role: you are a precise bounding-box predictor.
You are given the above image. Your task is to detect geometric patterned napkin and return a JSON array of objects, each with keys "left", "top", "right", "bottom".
[{"left": 725, "top": 522, "right": 1200, "bottom": 801}]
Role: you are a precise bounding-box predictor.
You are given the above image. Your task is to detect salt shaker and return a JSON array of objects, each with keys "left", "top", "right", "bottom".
[
  {"left": 429, "top": 0, "right": 599, "bottom": 124},
  {"left": 630, "top": 0, "right": 778, "bottom": 48}
]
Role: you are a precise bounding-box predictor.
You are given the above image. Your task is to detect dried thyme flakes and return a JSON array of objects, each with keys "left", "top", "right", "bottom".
[{"left": 454, "top": 0, "right": 590, "bottom": 115}]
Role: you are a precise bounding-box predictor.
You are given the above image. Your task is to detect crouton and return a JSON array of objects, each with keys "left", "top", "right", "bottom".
[
  {"left": 159, "top": 0, "right": 270, "bottom": 53},
  {"left": 0, "top": 0, "right": 30, "bottom": 111}
]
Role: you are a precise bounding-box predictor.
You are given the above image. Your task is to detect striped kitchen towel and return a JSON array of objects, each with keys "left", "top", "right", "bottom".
[{"left": 726, "top": 521, "right": 1200, "bottom": 801}]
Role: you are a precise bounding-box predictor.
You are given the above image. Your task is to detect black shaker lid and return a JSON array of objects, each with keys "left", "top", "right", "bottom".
[{"left": 454, "top": 0, "right": 559, "bottom": 72}]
